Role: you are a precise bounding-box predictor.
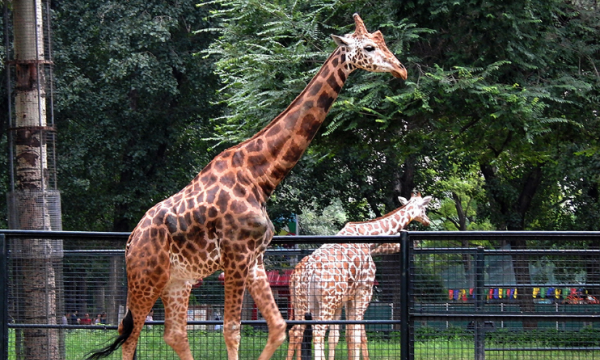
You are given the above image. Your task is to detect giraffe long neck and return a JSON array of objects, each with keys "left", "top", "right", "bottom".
[
  {"left": 338, "top": 204, "right": 412, "bottom": 255},
  {"left": 338, "top": 204, "right": 411, "bottom": 236},
  {"left": 235, "top": 47, "right": 352, "bottom": 199}
]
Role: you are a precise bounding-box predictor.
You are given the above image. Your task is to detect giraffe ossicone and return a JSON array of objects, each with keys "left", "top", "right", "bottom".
[
  {"left": 287, "top": 193, "right": 432, "bottom": 360},
  {"left": 86, "top": 13, "right": 406, "bottom": 360}
]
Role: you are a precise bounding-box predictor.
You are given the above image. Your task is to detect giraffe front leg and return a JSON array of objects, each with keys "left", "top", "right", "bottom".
[
  {"left": 246, "top": 261, "right": 287, "bottom": 360},
  {"left": 161, "top": 279, "right": 194, "bottom": 360}
]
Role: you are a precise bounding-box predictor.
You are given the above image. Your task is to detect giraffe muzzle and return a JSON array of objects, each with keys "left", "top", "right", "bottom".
[{"left": 391, "top": 64, "right": 408, "bottom": 80}]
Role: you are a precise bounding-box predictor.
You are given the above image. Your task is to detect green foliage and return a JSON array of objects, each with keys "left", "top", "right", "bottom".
[
  {"left": 297, "top": 198, "right": 347, "bottom": 235},
  {"left": 2, "top": 0, "right": 597, "bottom": 233},
  {"left": 424, "top": 162, "right": 493, "bottom": 231},
  {"left": 413, "top": 255, "right": 447, "bottom": 301},
  {"left": 203, "top": 0, "right": 600, "bottom": 233},
  {"left": 51, "top": 0, "right": 222, "bottom": 231},
  {"left": 204, "top": 0, "right": 434, "bottom": 223},
  {"left": 392, "top": 0, "right": 600, "bottom": 231}
]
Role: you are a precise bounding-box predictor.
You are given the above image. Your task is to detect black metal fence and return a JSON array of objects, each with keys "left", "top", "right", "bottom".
[{"left": 2, "top": 230, "right": 600, "bottom": 359}]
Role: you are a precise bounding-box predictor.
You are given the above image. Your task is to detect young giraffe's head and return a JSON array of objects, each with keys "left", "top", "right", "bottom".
[
  {"left": 332, "top": 13, "right": 407, "bottom": 80},
  {"left": 398, "top": 193, "right": 433, "bottom": 226}
]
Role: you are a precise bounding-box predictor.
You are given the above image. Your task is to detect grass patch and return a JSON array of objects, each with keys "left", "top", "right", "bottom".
[{"left": 7, "top": 327, "right": 600, "bottom": 359}]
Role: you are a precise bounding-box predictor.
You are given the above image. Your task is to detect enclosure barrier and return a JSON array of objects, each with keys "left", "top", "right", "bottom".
[{"left": 2, "top": 230, "right": 600, "bottom": 359}]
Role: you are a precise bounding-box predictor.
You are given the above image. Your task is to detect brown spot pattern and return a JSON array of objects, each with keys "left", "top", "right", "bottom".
[
  {"left": 287, "top": 194, "right": 430, "bottom": 360},
  {"left": 115, "top": 13, "right": 407, "bottom": 360}
]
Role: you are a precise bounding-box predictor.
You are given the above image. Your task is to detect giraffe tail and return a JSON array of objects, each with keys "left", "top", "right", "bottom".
[{"left": 84, "top": 309, "right": 134, "bottom": 359}]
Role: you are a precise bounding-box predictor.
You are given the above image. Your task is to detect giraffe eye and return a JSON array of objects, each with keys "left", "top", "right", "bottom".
[{"left": 364, "top": 45, "right": 375, "bottom": 52}]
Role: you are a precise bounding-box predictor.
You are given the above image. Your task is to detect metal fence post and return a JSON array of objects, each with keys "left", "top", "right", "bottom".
[
  {"left": 0, "top": 234, "right": 8, "bottom": 360},
  {"left": 475, "top": 246, "right": 485, "bottom": 360},
  {"left": 400, "top": 230, "right": 411, "bottom": 360}
]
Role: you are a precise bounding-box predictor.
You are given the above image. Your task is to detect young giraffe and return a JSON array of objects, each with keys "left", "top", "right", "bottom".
[
  {"left": 86, "top": 14, "right": 406, "bottom": 360},
  {"left": 287, "top": 193, "right": 432, "bottom": 360}
]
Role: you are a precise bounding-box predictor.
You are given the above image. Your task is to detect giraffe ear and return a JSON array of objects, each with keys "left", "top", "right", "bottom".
[
  {"left": 421, "top": 196, "right": 433, "bottom": 206},
  {"left": 332, "top": 34, "right": 350, "bottom": 47},
  {"left": 398, "top": 196, "right": 408, "bottom": 205}
]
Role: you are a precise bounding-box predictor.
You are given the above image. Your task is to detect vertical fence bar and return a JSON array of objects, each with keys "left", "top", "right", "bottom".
[
  {"left": 0, "top": 234, "right": 8, "bottom": 360},
  {"left": 475, "top": 246, "right": 485, "bottom": 360},
  {"left": 400, "top": 230, "right": 410, "bottom": 360}
]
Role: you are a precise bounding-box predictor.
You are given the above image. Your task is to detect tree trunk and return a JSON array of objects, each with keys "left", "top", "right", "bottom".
[
  {"left": 108, "top": 255, "right": 125, "bottom": 326},
  {"left": 393, "top": 156, "right": 416, "bottom": 201},
  {"left": 10, "top": 1, "right": 60, "bottom": 358},
  {"left": 452, "top": 192, "right": 475, "bottom": 286}
]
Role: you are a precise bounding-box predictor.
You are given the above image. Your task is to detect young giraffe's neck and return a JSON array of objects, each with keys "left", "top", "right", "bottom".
[
  {"left": 338, "top": 204, "right": 411, "bottom": 236},
  {"left": 338, "top": 204, "right": 413, "bottom": 255},
  {"left": 233, "top": 47, "right": 353, "bottom": 200}
]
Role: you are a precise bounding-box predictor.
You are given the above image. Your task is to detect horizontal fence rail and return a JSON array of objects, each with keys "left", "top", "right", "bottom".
[{"left": 2, "top": 231, "right": 600, "bottom": 360}]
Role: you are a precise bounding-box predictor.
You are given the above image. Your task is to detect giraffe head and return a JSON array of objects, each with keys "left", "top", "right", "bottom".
[
  {"left": 399, "top": 193, "right": 433, "bottom": 226},
  {"left": 331, "top": 13, "right": 407, "bottom": 80}
]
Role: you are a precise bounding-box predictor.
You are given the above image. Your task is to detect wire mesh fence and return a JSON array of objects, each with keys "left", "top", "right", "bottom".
[
  {"left": 410, "top": 232, "right": 600, "bottom": 360},
  {"left": 1, "top": 231, "right": 600, "bottom": 359}
]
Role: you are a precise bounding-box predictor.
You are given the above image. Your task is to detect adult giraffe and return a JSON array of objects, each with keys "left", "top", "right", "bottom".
[
  {"left": 287, "top": 193, "right": 432, "bottom": 360},
  {"left": 86, "top": 14, "right": 406, "bottom": 360}
]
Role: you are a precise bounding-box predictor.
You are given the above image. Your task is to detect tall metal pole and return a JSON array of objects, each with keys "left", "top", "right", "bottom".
[
  {"left": 475, "top": 246, "right": 485, "bottom": 360},
  {"left": 4, "top": 5, "right": 14, "bottom": 193},
  {"left": 0, "top": 234, "right": 8, "bottom": 360},
  {"left": 400, "top": 230, "right": 411, "bottom": 360}
]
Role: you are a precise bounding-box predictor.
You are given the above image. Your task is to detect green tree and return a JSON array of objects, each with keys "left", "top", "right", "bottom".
[
  {"left": 206, "top": 0, "right": 434, "bottom": 222},
  {"left": 389, "top": 0, "right": 600, "bottom": 327},
  {"left": 206, "top": 0, "right": 600, "bottom": 330},
  {"left": 52, "top": 0, "right": 221, "bottom": 231},
  {"left": 298, "top": 198, "right": 347, "bottom": 235},
  {"left": 391, "top": 0, "right": 600, "bottom": 232},
  {"left": 425, "top": 162, "right": 493, "bottom": 232}
]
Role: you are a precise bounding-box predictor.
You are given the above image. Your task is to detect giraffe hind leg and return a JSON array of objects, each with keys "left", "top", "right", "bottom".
[
  {"left": 119, "top": 270, "right": 168, "bottom": 360},
  {"left": 346, "top": 288, "right": 373, "bottom": 360},
  {"left": 327, "top": 307, "right": 343, "bottom": 360},
  {"left": 161, "top": 279, "right": 195, "bottom": 360},
  {"left": 84, "top": 278, "right": 163, "bottom": 360},
  {"left": 286, "top": 323, "right": 305, "bottom": 360},
  {"left": 121, "top": 303, "right": 157, "bottom": 360}
]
